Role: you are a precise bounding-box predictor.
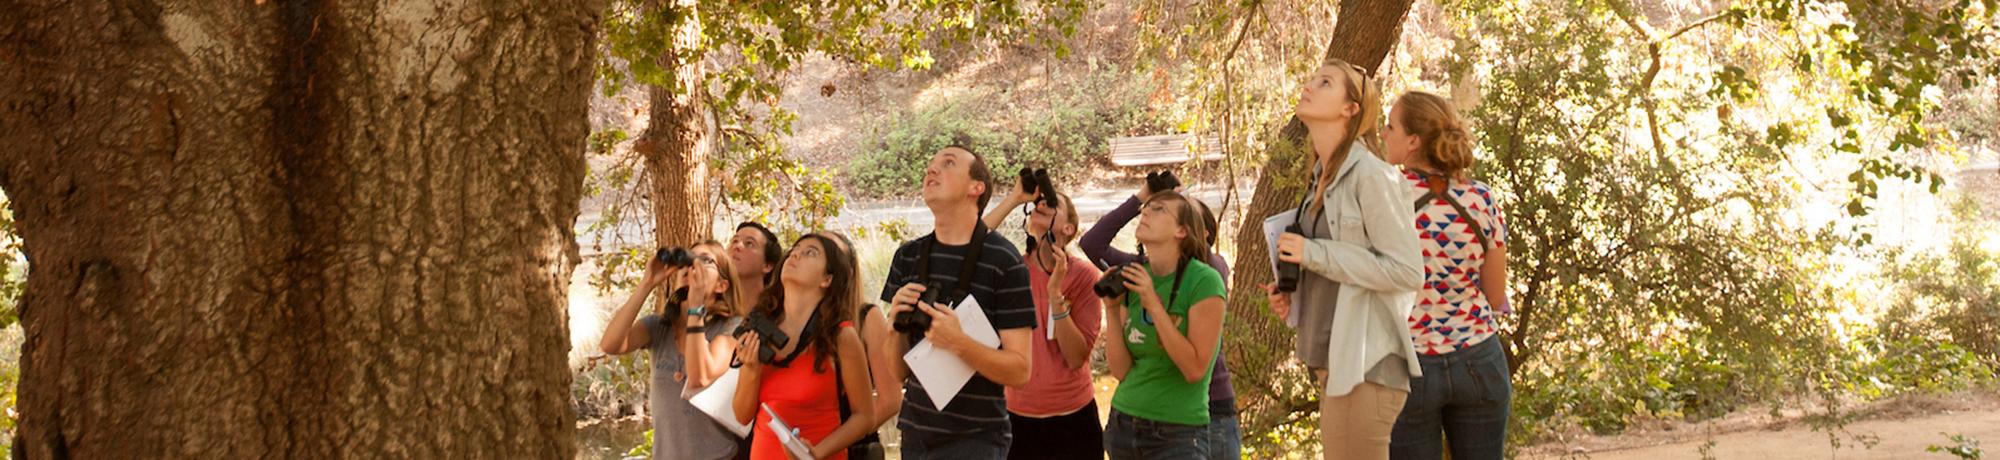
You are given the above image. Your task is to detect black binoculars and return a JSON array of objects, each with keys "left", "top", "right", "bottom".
[
  {"left": 733, "top": 313, "right": 791, "bottom": 364},
  {"left": 1093, "top": 254, "right": 1150, "bottom": 298},
  {"left": 892, "top": 287, "right": 940, "bottom": 335},
  {"left": 1019, "top": 167, "right": 1059, "bottom": 208},
  {"left": 1145, "top": 170, "right": 1181, "bottom": 193},
  {"left": 1275, "top": 223, "right": 1303, "bottom": 293},
  {"left": 656, "top": 247, "right": 695, "bottom": 268}
]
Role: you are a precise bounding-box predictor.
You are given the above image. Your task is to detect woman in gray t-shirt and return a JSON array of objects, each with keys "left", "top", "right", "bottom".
[{"left": 599, "top": 240, "right": 748, "bottom": 460}]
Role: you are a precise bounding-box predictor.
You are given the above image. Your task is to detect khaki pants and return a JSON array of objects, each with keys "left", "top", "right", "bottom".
[{"left": 1317, "top": 370, "right": 1408, "bottom": 460}]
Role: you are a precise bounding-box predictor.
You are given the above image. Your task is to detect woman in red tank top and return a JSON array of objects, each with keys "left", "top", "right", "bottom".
[{"left": 732, "top": 234, "right": 876, "bottom": 460}]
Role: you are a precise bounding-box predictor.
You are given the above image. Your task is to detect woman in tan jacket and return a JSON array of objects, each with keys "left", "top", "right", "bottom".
[{"left": 1265, "top": 58, "right": 1426, "bottom": 460}]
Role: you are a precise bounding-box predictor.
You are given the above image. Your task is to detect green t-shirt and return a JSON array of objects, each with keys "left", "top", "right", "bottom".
[{"left": 1110, "top": 258, "right": 1228, "bottom": 426}]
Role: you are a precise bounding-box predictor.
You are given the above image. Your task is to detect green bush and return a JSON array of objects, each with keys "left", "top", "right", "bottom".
[
  {"left": 1877, "top": 199, "right": 2000, "bottom": 365},
  {"left": 844, "top": 65, "right": 1168, "bottom": 198}
]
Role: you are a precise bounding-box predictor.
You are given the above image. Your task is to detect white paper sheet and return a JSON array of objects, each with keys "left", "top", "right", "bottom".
[
  {"left": 761, "top": 403, "right": 816, "bottom": 459},
  {"left": 686, "top": 368, "right": 753, "bottom": 438},
  {"left": 1264, "top": 209, "right": 1303, "bottom": 327},
  {"left": 902, "top": 296, "right": 1003, "bottom": 410}
]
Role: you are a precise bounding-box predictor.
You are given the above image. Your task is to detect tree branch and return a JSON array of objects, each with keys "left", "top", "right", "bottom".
[
  {"left": 1609, "top": 1, "right": 1734, "bottom": 159},
  {"left": 1664, "top": 12, "right": 1731, "bottom": 42}
]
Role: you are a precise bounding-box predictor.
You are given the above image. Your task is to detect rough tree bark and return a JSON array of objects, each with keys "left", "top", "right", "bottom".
[
  {"left": 635, "top": 0, "right": 715, "bottom": 250},
  {"left": 0, "top": 0, "right": 600, "bottom": 457},
  {"left": 1222, "top": 0, "right": 1416, "bottom": 423}
]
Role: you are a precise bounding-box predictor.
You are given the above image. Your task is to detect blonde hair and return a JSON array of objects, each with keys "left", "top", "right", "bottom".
[
  {"left": 1308, "top": 59, "right": 1386, "bottom": 213},
  {"left": 1322, "top": 58, "right": 1385, "bottom": 158},
  {"left": 1393, "top": 91, "right": 1475, "bottom": 180}
]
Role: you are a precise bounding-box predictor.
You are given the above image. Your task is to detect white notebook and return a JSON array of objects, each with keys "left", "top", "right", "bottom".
[
  {"left": 686, "top": 368, "right": 752, "bottom": 438},
  {"left": 902, "top": 296, "right": 1002, "bottom": 410},
  {"left": 762, "top": 403, "right": 815, "bottom": 459}
]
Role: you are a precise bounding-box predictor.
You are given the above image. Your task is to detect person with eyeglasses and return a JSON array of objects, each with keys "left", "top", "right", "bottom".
[
  {"left": 1079, "top": 179, "right": 1241, "bottom": 459},
  {"left": 598, "top": 241, "right": 748, "bottom": 460},
  {"left": 1100, "top": 191, "right": 1228, "bottom": 460},
  {"left": 1264, "top": 59, "right": 1425, "bottom": 459}
]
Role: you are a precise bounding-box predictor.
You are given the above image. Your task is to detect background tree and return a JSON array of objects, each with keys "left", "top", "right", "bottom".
[
  {"left": 587, "top": 0, "right": 1087, "bottom": 278},
  {"left": 1137, "top": 0, "right": 1997, "bottom": 453},
  {"left": 1133, "top": 0, "right": 1416, "bottom": 451},
  {"left": 0, "top": 0, "right": 601, "bottom": 457}
]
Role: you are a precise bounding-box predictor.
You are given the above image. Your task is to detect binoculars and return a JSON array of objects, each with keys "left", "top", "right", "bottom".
[
  {"left": 656, "top": 247, "right": 695, "bottom": 268},
  {"left": 1145, "top": 170, "right": 1181, "bottom": 193},
  {"left": 733, "top": 312, "right": 791, "bottom": 364},
  {"left": 1019, "top": 167, "right": 1059, "bottom": 208},
  {"left": 1093, "top": 254, "right": 1150, "bottom": 298},
  {"left": 1275, "top": 223, "right": 1303, "bottom": 293},
  {"left": 892, "top": 287, "right": 940, "bottom": 335}
]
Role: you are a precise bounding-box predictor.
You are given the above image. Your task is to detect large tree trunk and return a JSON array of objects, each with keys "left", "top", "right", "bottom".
[
  {"left": 1222, "top": 0, "right": 1416, "bottom": 426},
  {"left": 636, "top": 0, "right": 714, "bottom": 250},
  {"left": 0, "top": 0, "right": 600, "bottom": 457}
]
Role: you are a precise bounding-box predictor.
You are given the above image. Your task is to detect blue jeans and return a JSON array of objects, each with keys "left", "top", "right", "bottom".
[
  {"left": 1389, "top": 337, "right": 1512, "bottom": 460},
  {"left": 1104, "top": 409, "right": 1208, "bottom": 460},
  {"left": 900, "top": 429, "right": 1009, "bottom": 460},
  {"left": 1202, "top": 411, "right": 1242, "bottom": 460}
]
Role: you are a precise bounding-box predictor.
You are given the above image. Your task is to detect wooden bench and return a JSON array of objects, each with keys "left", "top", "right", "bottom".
[{"left": 1108, "top": 134, "right": 1225, "bottom": 167}]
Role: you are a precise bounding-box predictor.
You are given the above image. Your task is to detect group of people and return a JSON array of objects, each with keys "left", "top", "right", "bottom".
[{"left": 598, "top": 57, "right": 1514, "bottom": 460}]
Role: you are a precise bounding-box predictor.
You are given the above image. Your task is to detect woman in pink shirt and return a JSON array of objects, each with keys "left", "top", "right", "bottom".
[{"left": 982, "top": 183, "right": 1106, "bottom": 460}]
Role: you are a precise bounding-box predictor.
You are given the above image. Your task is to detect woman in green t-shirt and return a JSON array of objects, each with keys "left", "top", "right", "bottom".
[{"left": 1101, "top": 191, "right": 1229, "bottom": 460}]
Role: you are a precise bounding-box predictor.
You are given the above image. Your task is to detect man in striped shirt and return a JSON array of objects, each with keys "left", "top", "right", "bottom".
[{"left": 881, "top": 145, "right": 1037, "bottom": 459}]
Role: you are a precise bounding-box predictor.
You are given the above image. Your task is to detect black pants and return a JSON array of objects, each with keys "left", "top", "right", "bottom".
[{"left": 1006, "top": 400, "right": 1105, "bottom": 460}]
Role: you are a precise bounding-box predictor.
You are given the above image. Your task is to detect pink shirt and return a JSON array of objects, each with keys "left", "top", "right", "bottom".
[{"left": 1005, "top": 253, "right": 1104, "bottom": 417}]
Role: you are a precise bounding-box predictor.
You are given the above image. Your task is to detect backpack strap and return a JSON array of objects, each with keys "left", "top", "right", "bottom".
[{"left": 1412, "top": 172, "right": 1491, "bottom": 251}]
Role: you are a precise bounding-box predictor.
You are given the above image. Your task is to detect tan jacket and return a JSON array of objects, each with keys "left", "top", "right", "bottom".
[{"left": 1300, "top": 144, "right": 1425, "bottom": 397}]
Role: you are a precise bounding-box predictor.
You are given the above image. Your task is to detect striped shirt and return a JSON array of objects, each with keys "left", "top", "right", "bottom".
[{"left": 879, "top": 231, "right": 1036, "bottom": 436}]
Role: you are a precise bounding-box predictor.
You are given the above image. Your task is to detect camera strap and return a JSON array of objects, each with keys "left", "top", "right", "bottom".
[
  {"left": 914, "top": 221, "right": 990, "bottom": 308},
  {"left": 1137, "top": 255, "right": 1192, "bottom": 327},
  {"left": 765, "top": 308, "right": 820, "bottom": 368}
]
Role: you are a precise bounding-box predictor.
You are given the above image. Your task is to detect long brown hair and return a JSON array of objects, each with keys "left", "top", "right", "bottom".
[
  {"left": 1144, "top": 191, "right": 1213, "bottom": 269},
  {"left": 816, "top": 230, "right": 874, "bottom": 322},
  {"left": 752, "top": 234, "right": 857, "bottom": 372},
  {"left": 1393, "top": 91, "right": 1476, "bottom": 180}
]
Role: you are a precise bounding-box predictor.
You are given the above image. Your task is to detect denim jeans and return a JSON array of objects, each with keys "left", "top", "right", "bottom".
[
  {"left": 1202, "top": 411, "right": 1242, "bottom": 460},
  {"left": 900, "top": 429, "right": 1009, "bottom": 460},
  {"left": 1389, "top": 337, "right": 1512, "bottom": 460},
  {"left": 1104, "top": 409, "right": 1208, "bottom": 460}
]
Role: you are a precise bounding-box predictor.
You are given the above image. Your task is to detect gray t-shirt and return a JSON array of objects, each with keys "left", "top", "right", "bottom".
[
  {"left": 1293, "top": 203, "right": 1410, "bottom": 391},
  {"left": 643, "top": 313, "right": 745, "bottom": 460}
]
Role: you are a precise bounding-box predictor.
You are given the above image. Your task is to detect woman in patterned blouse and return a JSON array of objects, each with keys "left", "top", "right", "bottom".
[{"left": 1379, "top": 91, "right": 1514, "bottom": 460}]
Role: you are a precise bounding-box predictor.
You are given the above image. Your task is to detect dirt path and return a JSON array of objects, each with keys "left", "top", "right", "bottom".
[{"left": 1522, "top": 390, "right": 2000, "bottom": 459}]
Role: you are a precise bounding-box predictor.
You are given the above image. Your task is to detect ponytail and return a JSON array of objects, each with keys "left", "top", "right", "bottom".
[{"left": 1394, "top": 91, "right": 1476, "bottom": 180}]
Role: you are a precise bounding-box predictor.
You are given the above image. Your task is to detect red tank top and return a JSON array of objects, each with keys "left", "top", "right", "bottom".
[{"left": 750, "top": 321, "right": 853, "bottom": 460}]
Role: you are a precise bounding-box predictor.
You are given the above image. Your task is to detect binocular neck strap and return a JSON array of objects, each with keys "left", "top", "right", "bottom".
[
  {"left": 1164, "top": 255, "right": 1191, "bottom": 312},
  {"left": 766, "top": 308, "right": 820, "bottom": 368},
  {"left": 915, "top": 222, "right": 989, "bottom": 307}
]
